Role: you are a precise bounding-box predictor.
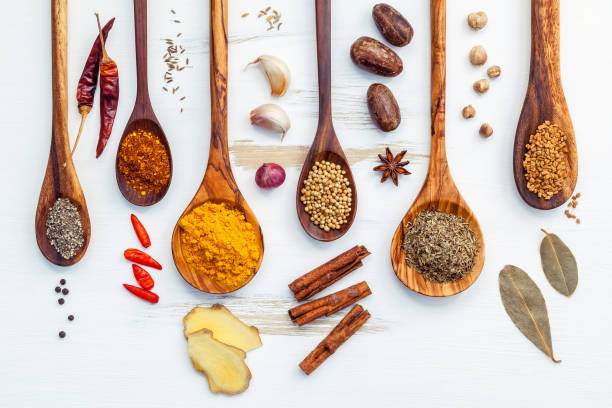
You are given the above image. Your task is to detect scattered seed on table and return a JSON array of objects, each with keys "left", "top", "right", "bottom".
[
  {"left": 68, "top": 315, "right": 74, "bottom": 321},
  {"left": 171, "top": 9, "right": 175, "bottom": 14},
  {"left": 55, "top": 286, "right": 61, "bottom": 293},
  {"left": 58, "top": 298, "right": 64, "bottom": 305},
  {"left": 241, "top": 13, "right": 249, "bottom": 18},
  {"left": 173, "top": 20, "right": 181, "bottom": 23},
  {"left": 177, "top": 33, "right": 182, "bottom": 37},
  {"left": 180, "top": 96, "right": 186, "bottom": 101},
  {"left": 60, "top": 279, "right": 66, "bottom": 285},
  {"left": 59, "top": 331, "right": 66, "bottom": 338},
  {"left": 62, "top": 288, "right": 69, "bottom": 295}
]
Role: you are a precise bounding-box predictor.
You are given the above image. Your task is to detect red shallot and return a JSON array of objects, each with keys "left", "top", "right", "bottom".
[{"left": 255, "top": 163, "right": 286, "bottom": 189}]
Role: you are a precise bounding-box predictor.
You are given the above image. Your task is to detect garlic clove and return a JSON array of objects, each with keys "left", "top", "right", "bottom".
[
  {"left": 245, "top": 55, "right": 291, "bottom": 97},
  {"left": 249, "top": 104, "right": 291, "bottom": 141}
]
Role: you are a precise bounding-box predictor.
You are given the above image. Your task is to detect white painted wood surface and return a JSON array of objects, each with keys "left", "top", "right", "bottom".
[{"left": 1, "top": 0, "right": 611, "bottom": 406}]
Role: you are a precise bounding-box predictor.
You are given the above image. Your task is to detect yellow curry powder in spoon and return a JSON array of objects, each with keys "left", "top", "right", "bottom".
[{"left": 178, "top": 202, "right": 260, "bottom": 289}]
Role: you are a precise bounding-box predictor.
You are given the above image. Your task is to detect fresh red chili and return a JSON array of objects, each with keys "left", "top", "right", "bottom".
[
  {"left": 132, "top": 264, "right": 154, "bottom": 290},
  {"left": 124, "top": 248, "right": 162, "bottom": 270},
  {"left": 72, "top": 17, "right": 114, "bottom": 155},
  {"left": 130, "top": 214, "right": 151, "bottom": 248},
  {"left": 123, "top": 284, "right": 159, "bottom": 304},
  {"left": 94, "top": 13, "right": 119, "bottom": 158}
]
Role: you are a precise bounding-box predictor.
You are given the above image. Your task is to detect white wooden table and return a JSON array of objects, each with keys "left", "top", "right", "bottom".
[{"left": 2, "top": 1, "right": 611, "bottom": 406}]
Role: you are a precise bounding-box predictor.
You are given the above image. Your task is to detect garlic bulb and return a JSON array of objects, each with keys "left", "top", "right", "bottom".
[
  {"left": 250, "top": 104, "right": 291, "bottom": 141},
  {"left": 246, "top": 55, "right": 291, "bottom": 97}
]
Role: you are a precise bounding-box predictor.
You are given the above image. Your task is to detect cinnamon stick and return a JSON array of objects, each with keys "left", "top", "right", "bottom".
[
  {"left": 289, "top": 245, "right": 370, "bottom": 301},
  {"left": 288, "top": 281, "right": 372, "bottom": 326},
  {"left": 299, "top": 304, "right": 370, "bottom": 375}
]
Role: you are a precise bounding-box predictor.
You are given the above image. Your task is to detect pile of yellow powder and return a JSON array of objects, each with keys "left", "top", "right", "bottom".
[{"left": 179, "top": 202, "right": 260, "bottom": 290}]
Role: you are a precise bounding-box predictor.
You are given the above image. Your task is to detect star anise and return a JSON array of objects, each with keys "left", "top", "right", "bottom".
[{"left": 373, "top": 147, "right": 411, "bottom": 186}]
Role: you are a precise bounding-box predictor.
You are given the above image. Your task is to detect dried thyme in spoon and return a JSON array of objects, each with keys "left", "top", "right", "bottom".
[{"left": 401, "top": 210, "right": 479, "bottom": 283}]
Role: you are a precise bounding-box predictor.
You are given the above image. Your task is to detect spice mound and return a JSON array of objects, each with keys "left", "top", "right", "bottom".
[
  {"left": 401, "top": 210, "right": 479, "bottom": 283},
  {"left": 118, "top": 129, "right": 170, "bottom": 196},
  {"left": 300, "top": 161, "right": 352, "bottom": 231},
  {"left": 178, "top": 202, "right": 260, "bottom": 290},
  {"left": 46, "top": 198, "right": 84, "bottom": 260},
  {"left": 523, "top": 121, "right": 568, "bottom": 200}
]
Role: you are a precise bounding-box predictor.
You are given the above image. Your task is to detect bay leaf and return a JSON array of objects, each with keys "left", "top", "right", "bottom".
[
  {"left": 540, "top": 229, "right": 578, "bottom": 296},
  {"left": 499, "top": 265, "right": 560, "bottom": 363}
]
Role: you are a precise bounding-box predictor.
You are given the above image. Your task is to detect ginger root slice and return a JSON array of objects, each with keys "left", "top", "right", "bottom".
[
  {"left": 188, "top": 329, "right": 252, "bottom": 395},
  {"left": 183, "top": 304, "right": 262, "bottom": 352}
]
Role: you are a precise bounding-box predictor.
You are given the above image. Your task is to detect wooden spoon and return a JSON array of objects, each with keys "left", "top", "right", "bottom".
[
  {"left": 35, "top": 0, "right": 91, "bottom": 267},
  {"left": 115, "top": 0, "right": 172, "bottom": 206},
  {"left": 171, "top": 0, "right": 264, "bottom": 294},
  {"left": 390, "top": 0, "right": 485, "bottom": 297},
  {"left": 513, "top": 0, "right": 577, "bottom": 210},
  {"left": 295, "top": 0, "right": 357, "bottom": 242}
]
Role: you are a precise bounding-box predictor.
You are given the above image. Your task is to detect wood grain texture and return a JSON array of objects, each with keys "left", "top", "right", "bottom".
[
  {"left": 513, "top": 0, "right": 577, "bottom": 210},
  {"left": 390, "top": 0, "right": 485, "bottom": 297},
  {"left": 171, "top": 0, "right": 264, "bottom": 294},
  {"left": 295, "top": 0, "right": 357, "bottom": 242},
  {"left": 35, "top": 0, "right": 91, "bottom": 267},
  {"left": 115, "top": 0, "right": 173, "bottom": 206}
]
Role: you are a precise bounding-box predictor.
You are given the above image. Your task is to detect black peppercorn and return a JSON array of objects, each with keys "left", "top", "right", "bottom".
[
  {"left": 62, "top": 288, "right": 69, "bottom": 295},
  {"left": 55, "top": 286, "right": 61, "bottom": 293},
  {"left": 60, "top": 279, "right": 66, "bottom": 285},
  {"left": 68, "top": 315, "right": 74, "bottom": 321},
  {"left": 59, "top": 331, "right": 66, "bottom": 338},
  {"left": 58, "top": 298, "right": 64, "bottom": 305}
]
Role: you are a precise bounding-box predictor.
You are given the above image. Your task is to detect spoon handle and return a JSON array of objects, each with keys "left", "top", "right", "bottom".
[
  {"left": 531, "top": 0, "right": 561, "bottom": 80},
  {"left": 430, "top": 0, "right": 447, "bottom": 171},
  {"left": 51, "top": 0, "right": 69, "bottom": 162},
  {"left": 133, "top": 0, "right": 150, "bottom": 105},
  {"left": 208, "top": 0, "right": 231, "bottom": 174},
  {"left": 315, "top": 0, "right": 332, "bottom": 128}
]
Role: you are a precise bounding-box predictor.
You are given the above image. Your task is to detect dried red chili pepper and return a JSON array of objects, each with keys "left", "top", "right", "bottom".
[
  {"left": 95, "top": 13, "right": 119, "bottom": 158},
  {"left": 124, "top": 248, "right": 162, "bottom": 270},
  {"left": 71, "top": 17, "right": 115, "bottom": 155},
  {"left": 130, "top": 214, "right": 151, "bottom": 248},
  {"left": 123, "top": 284, "right": 159, "bottom": 304},
  {"left": 132, "top": 264, "right": 154, "bottom": 290}
]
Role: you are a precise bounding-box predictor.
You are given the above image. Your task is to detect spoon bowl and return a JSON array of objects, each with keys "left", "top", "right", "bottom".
[
  {"left": 513, "top": 0, "right": 577, "bottom": 210},
  {"left": 296, "top": 0, "right": 357, "bottom": 242},
  {"left": 171, "top": 0, "right": 263, "bottom": 294},
  {"left": 115, "top": 0, "right": 172, "bottom": 206},
  {"left": 116, "top": 117, "right": 172, "bottom": 206},
  {"left": 390, "top": 0, "right": 485, "bottom": 297},
  {"left": 35, "top": 0, "right": 91, "bottom": 267}
]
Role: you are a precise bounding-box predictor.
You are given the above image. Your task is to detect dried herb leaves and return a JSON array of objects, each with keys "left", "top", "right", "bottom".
[
  {"left": 499, "top": 265, "right": 560, "bottom": 363},
  {"left": 540, "top": 229, "right": 578, "bottom": 296}
]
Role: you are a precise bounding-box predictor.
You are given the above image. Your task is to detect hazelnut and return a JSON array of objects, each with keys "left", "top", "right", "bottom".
[
  {"left": 473, "top": 78, "right": 490, "bottom": 94},
  {"left": 469, "top": 46, "right": 487, "bottom": 66},
  {"left": 487, "top": 65, "right": 501, "bottom": 78},
  {"left": 467, "top": 11, "right": 488, "bottom": 30},
  {"left": 479, "top": 123, "right": 493, "bottom": 138},
  {"left": 462, "top": 105, "right": 476, "bottom": 119}
]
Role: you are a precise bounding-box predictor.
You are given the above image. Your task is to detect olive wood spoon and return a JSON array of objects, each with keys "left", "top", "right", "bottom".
[
  {"left": 390, "top": 0, "right": 485, "bottom": 297},
  {"left": 115, "top": 0, "right": 172, "bottom": 206},
  {"left": 171, "top": 0, "right": 264, "bottom": 294},
  {"left": 513, "top": 0, "right": 577, "bottom": 209},
  {"left": 295, "top": 0, "right": 357, "bottom": 242},
  {"left": 35, "top": 0, "right": 91, "bottom": 266}
]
